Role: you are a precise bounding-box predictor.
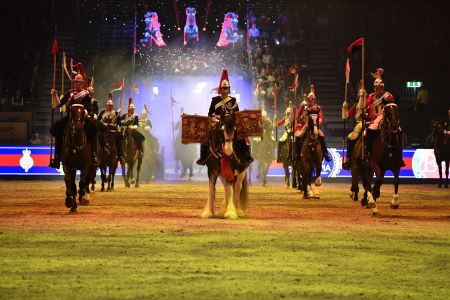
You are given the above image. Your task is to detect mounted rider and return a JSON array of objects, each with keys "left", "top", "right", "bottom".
[
  {"left": 294, "top": 85, "right": 331, "bottom": 162},
  {"left": 341, "top": 84, "right": 366, "bottom": 170},
  {"left": 49, "top": 62, "right": 99, "bottom": 168},
  {"left": 364, "top": 68, "right": 405, "bottom": 166},
  {"left": 274, "top": 100, "right": 294, "bottom": 161},
  {"left": 196, "top": 69, "right": 253, "bottom": 166},
  {"left": 119, "top": 98, "right": 145, "bottom": 158},
  {"left": 98, "top": 92, "right": 124, "bottom": 163}
]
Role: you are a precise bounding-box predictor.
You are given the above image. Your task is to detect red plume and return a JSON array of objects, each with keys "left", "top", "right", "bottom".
[
  {"left": 217, "top": 68, "right": 229, "bottom": 94},
  {"left": 51, "top": 39, "right": 58, "bottom": 55}
]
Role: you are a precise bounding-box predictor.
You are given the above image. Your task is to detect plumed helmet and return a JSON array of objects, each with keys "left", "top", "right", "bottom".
[
  {"left": 218, "top": 69, "right": 230, "bottom": 94},
  {"left": 371, "top": 68, "right": 385, "bottom": 90},
  {"left": 285, "top": 107, "right": 291, "bottom": 115},
  {"left": 106, "top": 92, "right": 113, "bottom": 106},
  {"left": 128, "top": 98, "right": 135, "bottom": 110},
  {"left": 307, "top": 84, "right": 316, "bottom": 101}
]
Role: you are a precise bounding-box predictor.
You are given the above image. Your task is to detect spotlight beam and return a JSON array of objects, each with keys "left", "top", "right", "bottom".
[{"left": 172, "top": 0, "right": 181, "bottom": 30}]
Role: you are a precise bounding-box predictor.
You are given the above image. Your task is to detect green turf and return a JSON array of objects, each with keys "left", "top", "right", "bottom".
[{"left": 1, "top": 227, "right": 449, "bottom": 300}]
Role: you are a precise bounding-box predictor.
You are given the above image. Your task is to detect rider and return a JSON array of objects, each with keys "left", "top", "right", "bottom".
[
  {"left": 274, "top": 101, "right": 294, "bottom": 161},
  {"left": 341, "top": 86, "right": 366, "bottom": 170},
  {"left": 119, "top": 98, "right": 145, "bottom": 159},
  {"left": 364, "top": 68, "right": 405, "bottom": 166},
  {"left": 139, "top": 105, "right": 153, "bottom": 133},
  {"left": 196, "top": 69, "right": 254, "bottom": 166},
  {"left": 294, "top": 85, "right": 331, "bottom": 162},
  {"left": 98, "top": 92, "right": 124, "bottom": 163},
  {"left": 293, "top": 93, "right": 308, "bottom": 160},
  {"left": 49, "top": 62, "right": 99, "bottom": 168}
]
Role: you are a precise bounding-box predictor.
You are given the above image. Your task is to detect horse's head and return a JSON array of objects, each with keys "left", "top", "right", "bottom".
[
  {"left": 222, "top": 114, "right": 236, "bottom": 157},
  {"left": 308, "top": 114, "right": 320, "bottom": 139},
  {"left": 70, "top": 104, "right": 85, "bottom": 131},
  {"left": 383, "top": 103, "right": 400, "bottom": 133}
]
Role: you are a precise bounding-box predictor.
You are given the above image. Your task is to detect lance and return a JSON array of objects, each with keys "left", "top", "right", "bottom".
[{"left": 50, "top": 38, "right": 58, "bottom": 164}]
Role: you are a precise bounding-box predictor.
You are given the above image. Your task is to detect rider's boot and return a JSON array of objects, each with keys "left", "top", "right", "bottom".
[
  {"left": 196, "top": 144, "right": 208, "bottom": 165},
  {"left": 342, "top": 139, "right": 354, "bottom": 170},
  {"left": 319, "top": 136, "right": 331, "bottom": 162},
  {"left": 49, "top": 136, "right": 61, "bottom": 169}
]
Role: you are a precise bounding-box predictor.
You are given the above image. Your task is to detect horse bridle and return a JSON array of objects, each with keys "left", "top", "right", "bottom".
[{"left": 381, "top": 103, "right": 401, "bottom": 149}]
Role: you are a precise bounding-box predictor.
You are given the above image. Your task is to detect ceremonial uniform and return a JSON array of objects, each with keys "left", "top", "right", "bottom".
[
  {"left": 98, "top": 95, "right": 124, "bottom": 162},
  {"left": 294, "top": 85, "right": 331, "bottom": 162},
  {"left": 49, "top": 63, "right": 99, "bottom": 168},
  {"left": 196, "top": 69, "right": 253, "bottom": 166}
]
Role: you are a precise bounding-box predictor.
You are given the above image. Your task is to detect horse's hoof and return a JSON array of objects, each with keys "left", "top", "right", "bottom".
[
  {"left": 366, "top": 202, "right": 376, "bottom": 209},
  {"left": 135, "top": 183, "right": 139, "bottom": 188},
  {"left": 201, "top": 210, "right": 214, "bottom": 219},
  {"left": 65, "top": 197, "right": 73, "bottom": 208},
  {"left": 361, "top": 199, "right": 368, "bottom": 207},
  {"left": 315, "top": 177, "right": 322, "bottom": 186},
  {"left": 69, "top": 207, "right": 77, "bottom": 213},
  {"left": 224, "top": 210, "right": 238, "bottom": 219},
  {"left": 101, "top": 188, "right": 105, "bottom": 192},
  {"left": 237, "top": 209, "right": 246, "bottom": 218},
  {"left": 372, "top": 207, "right": 379, "bottom": 216},
  {"left": 81, "top": 199, "right": 90, "bottom": 206},
  {"left": 390, "top": 203, "right": 399, "bottom": 209}
]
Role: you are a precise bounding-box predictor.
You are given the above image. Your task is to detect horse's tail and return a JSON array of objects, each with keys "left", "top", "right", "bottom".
[{"left": 240, "top": 172, "right": 249, "bottom": 210}]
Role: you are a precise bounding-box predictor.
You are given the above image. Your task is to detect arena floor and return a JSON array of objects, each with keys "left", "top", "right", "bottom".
[{"left": 0, "top": 180, "right": 449, "bottom": 299}]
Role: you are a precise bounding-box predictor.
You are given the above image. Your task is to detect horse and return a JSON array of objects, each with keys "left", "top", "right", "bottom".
[
  {"left": 277, "top": 138, "right": 301, "bottom": 188},
  {"left": 99, "top": 123, "right": 119, "bottom": 192},
  {"left": 348, "top": 135, "right": 373, "bottom": 206},
  {"left": 121, "top": 126, "right": 143, "bottom": 188},
  {"left": 299, "top": 113, "right": 323, "bottom": 199},
  {"left": 431, "top": 120, "right": 449, "bottom": 188},
  {"left": 60, "top": 104, "right": 93, "bottom": 213},
  {"left": 368, "top": 103, "right": 403, "bottom": 213},
  {"left": 174, "top": 133, "right": 196, "bottom": 181},
  {"left": 201, "top": 113, "right": 248, "bottom": 219},
  {"left": 252, "top": 120, "right": 276, "bottom": 186},
  {"left": 184, "top": 7, "right": 198, "bottom": 47}
]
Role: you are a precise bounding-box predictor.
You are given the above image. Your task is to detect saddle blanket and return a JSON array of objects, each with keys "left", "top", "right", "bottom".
[
  {"left": 235, "top": 110, "right": 263, "bottom": 140},
  {"left": 181, "top": 114, "right": 211, "bottom": 144}
]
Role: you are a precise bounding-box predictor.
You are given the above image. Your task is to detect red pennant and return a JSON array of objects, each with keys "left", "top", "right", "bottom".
[
  {"left": 51, "top": 39, "right": 58, "bottom": 55},
  {"left": 347, "top": 37, "right": 364, "bottom": 56}
]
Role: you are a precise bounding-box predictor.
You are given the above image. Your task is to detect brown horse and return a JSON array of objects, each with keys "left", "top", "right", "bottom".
[
  {"left": 99, "top": 123, "right": 119, "bottom": 191},
  {"left": 61, "top": 104, "right": 93, "bottom": 213},
  {"left": 201, "top": 113, "right": 248, "bottom": 219},
  {"left": 121, "top": 126, "right": 143, "bottom": 188},
  {"left": 349, "top": 135, "right": 373, "bottom": 207},
  {"left": 368, "top": 103, "right": 403, "bottom": 213},
  {"left": 431, "top": 120, "right": 449, "bottom": 188},
  {"left": 299, "top": 113, "right": 323, "bottom": 199}
]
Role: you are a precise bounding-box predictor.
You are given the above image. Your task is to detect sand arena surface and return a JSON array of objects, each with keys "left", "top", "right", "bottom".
[{"left": 0, "top": 180, "right": 449, "bottom": 299}]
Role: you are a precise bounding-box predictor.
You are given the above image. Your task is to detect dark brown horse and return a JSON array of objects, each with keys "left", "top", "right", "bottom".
[
  {"left": 201, "top": 113, "right": 248, "bottom": 219},
  {"left": 368, "top": 103, "right": 403, "bottom": 213},
  {"left": 99, "top": 123, "right": 119, "bottom": 191},
  {"left": 431, "top": 120, "right": 449, "bottom": 188},
  {"left": 121, "top": 126, "right": 143, "bottom": 188},
  {"left": 61, "top": 104, "right": 93, "bottom": 213},
  {"left": 349, "top": 135, "right": 373, "bottom": 206},
  {"left": 299, "top": 113, "right": 323, "bottom": 199}
]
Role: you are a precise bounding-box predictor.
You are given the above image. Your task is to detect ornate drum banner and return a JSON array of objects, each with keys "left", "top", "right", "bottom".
[
  {"left": 235, "top": 109, "right": 263, "bottom": 140},
  {"left": 181, "top": 114, "right": 211, "bottom": 144}
]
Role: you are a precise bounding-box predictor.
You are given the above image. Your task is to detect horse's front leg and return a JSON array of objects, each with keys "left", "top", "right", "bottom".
[
  {"left": 446, "top": 161, "right": 449, "bottom": 188},
  {"left": 79, "top": 165, "right": 91, "bottom": 206},
  {"left": 135, "top": 158, "right": 142, "bottom": 188},
  {"left": 283, "top": 162, "right": 290, "bottom": 188},
  {"left": 223, "top": 177, "right": 237, "bottom": 220},
  {"left": 121, "top": 162, "right": 130, "bottom": 188},
  {"left": 201, "top": 173, "right": 217, "bottom": 218},
  {"left": 391, "top": 169, "right": 400, "bottom": 209},
  {"left": 234, "top": 171, "right": 246, "bottom": 217},
  {"left": 437, "top": 160, "right": 443, "bottom": 188},
  {"left": 64, "top": 167, "right": 77, "bottom": 211}
]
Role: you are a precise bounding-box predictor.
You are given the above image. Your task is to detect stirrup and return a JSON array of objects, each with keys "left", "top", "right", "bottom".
[
  {"left": 342, "top": 160, "right": 351, "bottom": 170},
  {"left": 196, "top": 157, "right": 206, "bottom": 165},
  {"left": 49, "top": 159, "right": 60, "bottom": 169}
]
